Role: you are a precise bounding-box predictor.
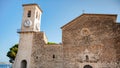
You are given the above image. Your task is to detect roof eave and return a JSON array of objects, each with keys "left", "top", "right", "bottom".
[
  {"left": 61, "top": 13, "right": 117, "bottom": 29},
  {"left": 22, "top": 3, "right": 43, "bottom": 13}
]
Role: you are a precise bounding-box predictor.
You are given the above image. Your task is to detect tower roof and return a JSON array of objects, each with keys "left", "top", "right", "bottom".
[{"left": 22, "top": 3, "right": 43, "bottom": 12}]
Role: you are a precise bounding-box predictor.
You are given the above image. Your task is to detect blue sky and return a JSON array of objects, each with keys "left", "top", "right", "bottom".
[{"left": 0, "top": 0, "right": 120, "bottom": 62}]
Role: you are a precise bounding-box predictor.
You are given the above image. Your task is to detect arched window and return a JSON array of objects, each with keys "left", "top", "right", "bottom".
[
  {"left": 84, "top": 65, "right": 92, "bottom": 68},
  {"left": 86, "top": 55, "right": 89, "bottom": 62},
  {"left": 53, "top": 54, "right": 55, "bottom": 59},
  {"left": 27, "top": 10, "right": 31, "bottom": 17},
  {"left": 36, "top": 12, "right": 38, "bottom": 18},
  {"left": 21, "top": 60, "right": 27, "bottom": 68}
]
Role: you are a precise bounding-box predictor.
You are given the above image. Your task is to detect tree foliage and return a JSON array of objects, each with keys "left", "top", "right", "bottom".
[
  {"left": 47, "top": 42, "right": 57, "bottom": 45},
  {"left": 6, "top": 42, "right": 57, "bottom": 63},
  {"left": 7, "top": 44, "right": 18, "bottom": 63}
]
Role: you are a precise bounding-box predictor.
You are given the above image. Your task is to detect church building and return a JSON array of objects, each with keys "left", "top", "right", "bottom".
[{"left": 13, "top": 3, "right": 120, "bottom": 68}]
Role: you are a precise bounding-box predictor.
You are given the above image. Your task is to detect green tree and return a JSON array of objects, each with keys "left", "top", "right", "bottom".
[
  {"left": 7, "top": 44, "right": 18, "bottom": 63},
  {"left": 47, "top": 42, "right": 57, "bottom": 45}
]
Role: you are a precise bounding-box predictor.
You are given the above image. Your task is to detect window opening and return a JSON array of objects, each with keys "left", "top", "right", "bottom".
[
  {"left": 84, "top": 65, "right": 92, "bottom": 68},
  {"left": 53, "top": 54, "right": 55, "bottom": 59},
  {"left": 86, "top": 55, "right": 89, "bottom": 62},
  {"left": 21, "top": 60, "right": 27, "bottom": 68},
  {"left": 27, "top": 10, "right": 31, "bottom": 17}
]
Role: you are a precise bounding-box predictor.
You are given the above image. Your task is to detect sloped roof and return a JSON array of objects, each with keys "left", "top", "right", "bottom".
[{"left": 61, "top": 13, "right": 117, "bottom": 29}]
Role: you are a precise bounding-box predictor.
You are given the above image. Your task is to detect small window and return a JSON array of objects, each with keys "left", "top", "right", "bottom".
[
  {"left": 38, "top": 12, "right": 40, "bottom": 20},
  {"left": 53, "top": 54, "right": 55, "bottom": 59},
  {"left": 36, "top": 56, "right": 38, "bottom": 59},
  {"left": 27, "top": 10, "right": 31, "bottom": 17},
  {"left": 36, "top": 12, "right": 38, "bottom": 18},
  {"left": 86, "top": 55, "right": 89, "bottom": 62},
  {"left": 38, "top": 14, "right": 40, "bottom": 20}
]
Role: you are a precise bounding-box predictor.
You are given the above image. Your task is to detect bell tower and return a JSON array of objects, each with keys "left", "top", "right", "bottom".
[
  {"left": 13, "top": 4, "right": 42, "bottom": 68},
  {"left": 21, "top": 4, "right": 42, "bottom": 32}
]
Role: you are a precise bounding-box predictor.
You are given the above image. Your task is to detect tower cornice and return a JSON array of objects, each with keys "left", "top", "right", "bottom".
[{"left": 22, "top": 3, "right": 43, "bottom": 12}]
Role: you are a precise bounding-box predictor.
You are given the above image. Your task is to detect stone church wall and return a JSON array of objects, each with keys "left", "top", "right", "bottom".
[
  {"left": 30, "top": 32, "right": 47, "bottom": 68},
  {"left": 114, "top": 24, "right": 120, "bottom": 62},
  {"left": 14, "top": 3, "right": 120, "bottom": 68},
  {"left": 62, "top": 14, "right": 117, "bottom": 68},
  {"left": 30, "top": 14, "right": 119, "bottom": 68},
  {"left": 30, "top": 32, "right": 63, "bottom": 68},
  {"left": 43, "top": 45, "right": 63, "bottom": 68}
]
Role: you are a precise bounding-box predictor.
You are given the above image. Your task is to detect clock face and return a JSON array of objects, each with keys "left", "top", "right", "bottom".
[{"left": 24, "top": 19, "right": 32, "bottom": 27}]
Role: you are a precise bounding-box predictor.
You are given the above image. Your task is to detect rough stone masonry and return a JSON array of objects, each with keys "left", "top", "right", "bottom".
[
  {"left": 31, "top": 14, "right": 120, "bottom": 68},
  {"left": 13, "top": 4, "right": 120, "bottom": 68}
]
